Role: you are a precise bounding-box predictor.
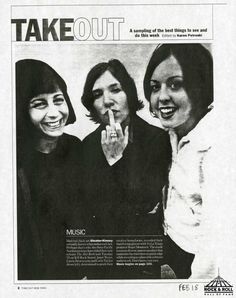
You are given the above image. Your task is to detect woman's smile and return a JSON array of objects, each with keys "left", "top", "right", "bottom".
[
  {"left": 158, "top": 106, "right": 178, "bottom": 119},
  {"left": 150, "top": 55, "right": 197, "bottom": 137},
  {"left": 42, "top": 119, "right": 64, "bottom": 129},
  {"left": 29, "top": 90, "right": 69, "bottom": 138}
]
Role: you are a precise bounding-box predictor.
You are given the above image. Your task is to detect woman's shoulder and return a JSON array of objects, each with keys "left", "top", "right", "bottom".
[
  {"left": 62, "top": 133, "right": 81, "bottom": 142},
  {"left": 58, "top": 133, "right": 82, "bottom": 155},
  {"left": 133, "top": 116, "right": 169, "bottom": 140},
  {"left": 61, "top": 133, "right": 82, "bottom": 146},
  {"left": 133, "top": 116, "right": 171, "bottom": 159},
  {"left": 82, "top": 126, "right": 102, "bottom": 146}
]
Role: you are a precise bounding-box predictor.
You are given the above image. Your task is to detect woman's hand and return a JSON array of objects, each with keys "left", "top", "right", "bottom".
[{"left": 101, "top": 110, "right": 129, "bottom": 166}]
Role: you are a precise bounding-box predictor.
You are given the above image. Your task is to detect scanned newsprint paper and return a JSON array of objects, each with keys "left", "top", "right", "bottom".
[{"left": 0, "top": 0, "right": 236, "bottom": 297}]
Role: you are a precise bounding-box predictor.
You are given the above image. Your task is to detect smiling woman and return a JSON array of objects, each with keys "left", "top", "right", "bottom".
[
  {"left": 149, "top": 54, "right": 197, "bottom": 138},
  {"left": 144, "top": 44, "right": 214, "bottom": 279},
  {"left": 28, "top": 91, "right": 69, "bottom": 145},
  {"left": 16, "top": 59, "right": 84, "bottom": 280}
]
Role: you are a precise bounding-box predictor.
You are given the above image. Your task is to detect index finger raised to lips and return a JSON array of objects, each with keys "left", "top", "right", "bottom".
[{"left": 108, "top": 109, "right": 115, "bottom": 126}]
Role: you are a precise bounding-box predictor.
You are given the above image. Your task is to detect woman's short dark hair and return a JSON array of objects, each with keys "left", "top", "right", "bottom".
[
  {"left": 16, "top": 59, "right": 76, "bottom": 163},
  {"left": 16, "top": 59, "right": 76, "bottom": 141},
  {"left": 81, "top": 59, "right": 143, "bottom": 123},
  {"left": 143, "top": 44, "right": 213, "bottom": 112}
]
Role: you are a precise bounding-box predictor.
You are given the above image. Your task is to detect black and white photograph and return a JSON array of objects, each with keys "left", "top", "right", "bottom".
[{"left": 1, "top": 0, "right": 236, "bottom": 297}]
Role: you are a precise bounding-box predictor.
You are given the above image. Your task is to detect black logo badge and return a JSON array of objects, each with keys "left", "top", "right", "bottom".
[{"left": 204, "top": 273, "right": 233, "bottom": 295}]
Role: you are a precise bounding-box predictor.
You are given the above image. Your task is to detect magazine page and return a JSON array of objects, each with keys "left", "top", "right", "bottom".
[{"left": 1, "top": 0, "right": 236, "bottom": 297}]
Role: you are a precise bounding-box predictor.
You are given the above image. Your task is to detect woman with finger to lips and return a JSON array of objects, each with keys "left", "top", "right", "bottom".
[
  {"left": 81, "top": 59, "right": 171, "bottom": 279},
  {"left": 144, "top": 44, "right": 216, "bottom": 279},
  {"left": 16, "top": 59, "right": 85, "bottom": 280}
]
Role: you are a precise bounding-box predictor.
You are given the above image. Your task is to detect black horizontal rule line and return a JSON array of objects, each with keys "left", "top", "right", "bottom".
[
  {"left": 14, "top": 280, "right": 208, "bottom": 285},
  {"left": 11, "top": 39, "right": 213, "bottom": 43}
]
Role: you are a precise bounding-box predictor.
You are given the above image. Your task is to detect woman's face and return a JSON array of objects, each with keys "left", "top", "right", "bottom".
[
  {"left": 150, "top": 55, "right": 197, "bottom": 136},
  {"left": 92, "top": 70, "right": 129, "bottom": 124},
  {"left": 28, "top": 89, "right": 69, "bottom": 139}
]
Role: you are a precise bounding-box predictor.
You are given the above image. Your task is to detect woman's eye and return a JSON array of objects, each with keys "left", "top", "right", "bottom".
[
  {"left": 168, "top": 79, "right": 183, "bottom": 91},
  {"left": 92, "top": 90, "right": 102, "bottom": 99},
  {"left": 54, "top": 97, "right": 65, "bottom": 105},
  {"left": 150, "top": 83, "right": 161, "bottom": 92},
  {"left": 110, "top": 87, "right": 121, "bottom": 94},
  {"left": 30, "top": 101, "right": 47, "bottom": 109}
]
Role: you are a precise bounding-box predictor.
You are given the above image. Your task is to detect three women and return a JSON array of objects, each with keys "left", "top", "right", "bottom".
[{"left": 16, "top": 43, "right": 214, "bottom": 280}]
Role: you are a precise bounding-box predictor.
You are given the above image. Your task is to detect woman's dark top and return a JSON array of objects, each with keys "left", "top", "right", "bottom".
[
  {"left": 17, "top": 133, "right": 84, "bottom": 280},
  {"left": 83, "top": 116, "right": 171, "bottom": 235},
  {"left": 82, "top": 116, "right": 171, "bottom": 279}
]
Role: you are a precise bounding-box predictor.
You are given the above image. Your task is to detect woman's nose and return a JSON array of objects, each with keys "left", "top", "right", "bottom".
[
  {"left": 103, "top": 91, "right": 114, "bottom": 107},
  {"left": 159, "top": 84, "right": 170, "bottom": 102},
  {"left": 47, "top": 103, "right": 60, "bottom": 117}
]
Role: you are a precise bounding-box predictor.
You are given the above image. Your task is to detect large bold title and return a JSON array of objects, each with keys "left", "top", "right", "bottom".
[{"left": 11, "top": 18, "right": 125, "bottom": 41}]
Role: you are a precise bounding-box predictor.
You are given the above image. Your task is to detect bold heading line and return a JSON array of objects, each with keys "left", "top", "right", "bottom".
[{"left": 11, "top": 18, "right": 125, "bottom": 42}]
